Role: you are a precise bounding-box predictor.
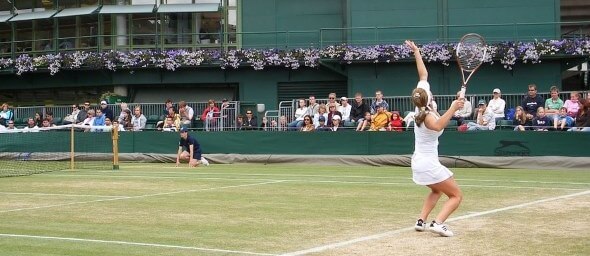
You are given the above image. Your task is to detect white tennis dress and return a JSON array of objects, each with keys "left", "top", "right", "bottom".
[{"left": 411, "top": 81, "right": 454, "bottom": 185}]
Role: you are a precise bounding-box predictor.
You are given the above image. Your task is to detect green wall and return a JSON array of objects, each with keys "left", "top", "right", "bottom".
[
  {"left": 241, "top": 0, "right": 344, "bottom": 48},
  {"left": 346, "top": 60, "right": 562, "bottom": 98},
  {"left": 2, "top": 131, "right": 589, "bottom": 157}
]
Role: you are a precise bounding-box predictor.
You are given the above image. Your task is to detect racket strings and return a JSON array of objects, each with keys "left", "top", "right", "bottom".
[{"left": 457, "top": 36, "right": 486, "bottom": 71}]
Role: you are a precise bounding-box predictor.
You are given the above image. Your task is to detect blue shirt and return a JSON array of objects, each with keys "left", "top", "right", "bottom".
[{"left": 179, "top": 135, "right": 201, "bottom": 153}]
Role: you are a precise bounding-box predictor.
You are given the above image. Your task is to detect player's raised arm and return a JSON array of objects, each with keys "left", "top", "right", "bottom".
[{"left": 405, "top": 40, "right": 428, "bottom": 81}]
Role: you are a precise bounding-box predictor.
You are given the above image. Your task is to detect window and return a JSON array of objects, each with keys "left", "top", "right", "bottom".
[
  {"left": 80, "top": 15, "right": 99, "bottom": 49},
  {"left": 161, "top": 13, "right": 193, "bottom": 46},
  {"left": 36, "top": 19, "right": 54, "bottom": 52},
  {"left": 58, "top": 17, "right": 76, "bottom": 50},
  {"left": 15, "top": 21, "right": 32, "bottom": 53},
  {"left": 131, "top": 13, "right": 157, "bottom": 47},
  {"left": 0, "top": 23, "right": 10, "bottom": 56}
]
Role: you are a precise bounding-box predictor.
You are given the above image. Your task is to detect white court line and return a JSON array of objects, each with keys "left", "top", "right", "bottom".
[
  {"left": 0, "top": 181, "right": 284, "bottom": 214},
  {"left": 0, "top": 192, "right": 123, "bottom": 198},
  {"left": 46, "top": 174, "right": 585, "bottom": 191},
  {"left": 0, "top": 233, "right": 274, "bottom": 256},
  {"left": 94, "top": 169, "right": 590, "bottom": 186},
  {"left": 279, "top": 190, "right": 590, "bottom": 256}
]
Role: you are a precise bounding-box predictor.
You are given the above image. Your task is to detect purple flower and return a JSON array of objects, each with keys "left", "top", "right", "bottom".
[{"left": 4, "top": 38, "right": 590, "bottom": 75}]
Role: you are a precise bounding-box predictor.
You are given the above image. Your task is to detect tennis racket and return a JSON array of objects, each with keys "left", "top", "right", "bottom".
[{"left": 456, "top": 33, "right": 487, "bottom": 99}]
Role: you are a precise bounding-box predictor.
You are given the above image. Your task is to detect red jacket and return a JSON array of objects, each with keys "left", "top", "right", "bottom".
[
  {"left": 201, "top": 106, "right": 220, "bottom": 120},
  {"left": 388, "top": 118, "right": 403, "bottom": 132}
]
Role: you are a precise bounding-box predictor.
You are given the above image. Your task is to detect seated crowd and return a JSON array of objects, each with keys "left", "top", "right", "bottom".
[{"left": 1, "top": 84, "right": 589, "bottom": 133}]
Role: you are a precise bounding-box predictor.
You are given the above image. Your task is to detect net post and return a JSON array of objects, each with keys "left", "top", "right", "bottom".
[
  {"left": 112, "top": 125, "right": 120, "bottom": 170},
  {"left": 70, "top": 124, "right": 75, "bottom": 170}
]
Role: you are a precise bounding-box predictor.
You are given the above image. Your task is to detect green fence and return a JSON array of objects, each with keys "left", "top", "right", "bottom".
[{"left": 2, "top": 131, "right": 589, "bottom": 157}]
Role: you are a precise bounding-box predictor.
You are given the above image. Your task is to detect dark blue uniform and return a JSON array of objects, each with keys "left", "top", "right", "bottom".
[{"left": 179, "top": 135, "right": 202, "bottom": 160}]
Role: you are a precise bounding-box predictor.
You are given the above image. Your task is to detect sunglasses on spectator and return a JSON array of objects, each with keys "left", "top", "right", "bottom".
[
  {"left": 329, "top": 97, "right": 335, "bottom": 99},
  {"left": 246, "top": 112, "right": 252, "bottom": 114}
]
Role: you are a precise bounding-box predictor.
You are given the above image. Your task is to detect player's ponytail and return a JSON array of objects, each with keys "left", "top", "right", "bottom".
[{"left": 412, "top": 88, "right": 429, "bottom": 127}]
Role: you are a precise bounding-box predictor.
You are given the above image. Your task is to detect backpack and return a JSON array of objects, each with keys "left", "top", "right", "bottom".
[{"left": 505, "top": 108, "right": 515, "bottom": 120}]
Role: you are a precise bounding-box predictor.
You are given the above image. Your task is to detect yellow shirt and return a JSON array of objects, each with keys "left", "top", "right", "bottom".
[{"left": 370, "top": 112, "right": 391, "bottom": 131}]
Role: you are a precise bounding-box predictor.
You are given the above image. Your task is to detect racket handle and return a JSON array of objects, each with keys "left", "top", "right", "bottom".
[{"left": 459, "top": 86, "right": 466, "bottom": 100}]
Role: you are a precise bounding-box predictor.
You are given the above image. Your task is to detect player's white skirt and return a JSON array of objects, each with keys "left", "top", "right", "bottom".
[{"left": 411, "top": 153, "right": 454, "bottom": 185}]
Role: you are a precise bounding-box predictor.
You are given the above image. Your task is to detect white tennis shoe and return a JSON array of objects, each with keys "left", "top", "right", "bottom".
[
  {"left": 429, "top": 221, "right": 454, "bottom": 237},
  {"left": 201, "top": 157, "right": 210, "bottom": 166},
  {"left": 414, "top": 219, "right": 426, "bottom": 232}
]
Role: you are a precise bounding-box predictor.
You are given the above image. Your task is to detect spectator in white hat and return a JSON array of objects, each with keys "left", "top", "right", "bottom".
[
  {"left": 100, "top": 100, "right": 115, "bottom": 121},
  {"left": 488, "top": 88, "right": 505, "bottom": 122},
  {"left": 330, "top": 115, "right": 344, "bottom": 131},
  {"left": 338, "top": 97, "right": 352, "bottom": 123}
]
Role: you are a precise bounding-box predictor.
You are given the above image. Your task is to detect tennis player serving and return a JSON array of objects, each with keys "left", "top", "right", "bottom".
[
  {"left": 406, "top": 40, "right": 464, "bottom": 237},
  {"left": 176, "top": 127, "right": 209, "bottom": 167}
]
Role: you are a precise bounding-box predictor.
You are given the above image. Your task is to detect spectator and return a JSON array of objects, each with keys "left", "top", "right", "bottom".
[
  {"left": 23, "top": 118, "right": 39, "bottom": 132},
  {"left": 451, "top": 91, "right": 472, "bottom": 125},
  {"left": 329, "top": 115, "right": 344, "bottom": 131},
  {"left": 269, "top": 119, "right": 278, "bottom": 130},
  {"left": 236, "top": 114, "right": 244, "bottom": 130},
  {"left": 158, "top": 106, "right": 181, "bottom": 129},
  {"left": 178, "top": 101, "right": 194, "bottom": 128},
  {"left": 349, "top": 92, "right": 370, "bottom": 126},
  {"left": 387, "top": 111, "right": 404, "bottom": 132},
  {"left": 521, "top": 83, "right": 544, "bottom": 119},
  {"left": 278, "top": 115, "right": 288, "bottom": 131},
  {"left": 554, "top": 107, "right": 574, "bottom": 131},
  {"left": 300, "top": 115, "right": 315, "bottom": 132},
  {"left": 370, "top": 90, "right": 389, "bottom": 114},
  {"left": 488, "top": 88, "right": 506, "bottom": 122},
  {"left": 356, "top": 112, "right": 372, "bottom": 131},
  {"left": 0, "top": 103, "right": 13, "bottom": 126},
  {"left": 100, "top": 100, "right": 114, "bottom": 122},
  {"left": 313, "top": 104, "right": 328, "bottom": 128},
  {"left": 544, "top": 86, "right": 563, "bottom": 120},
  {"left": 34, "top": 112, "right": 43, "bottom": 127},
  {"left": 326, "top": 92, "right": 340, "bottom": 108},
  {"left": 326, "top": 103, "right": 343, "bottom": 127},
  {"left": 243, "top": 110, "right": 258, "bottom": 130},
  {"left": 315, "top": 116, "right": 330, "bottom": 131},
  {"left": 201, "top": 99, "right": 220, "bottom": 131},
  {"left": 110, "top": 119, "right": 125, "bottom": 132},
  {"left": 287, "top": 99, "right": 308, "bottom": 130},
  {"left": 131, "top": 106, "right": 146, "bottom": 131},
  {"left": 121, "top": 109, "right": 134, "bottom": 131},
  {"left": 163, "top": 99, "right": 174, "bottom": 116},
  {"left": 513, "top": 106, "right": 531, "bottom": 131},
  {"left": 81, "top": 109, "right": 95, "bottom": 126},
  {"left": 569, "top": 98, "right": 590, "bottom": 132},
  {"left": 44, "top": 111, "right": 54, "bottom": 125},
  {"left": 306, "top": 96, "right": 319, "bottom": 117},
  {"left": 338, "top": 97, "right": 352, "bottom": 123},
  {"left": 77, "top": 101, "right": 90, "bottom": 124},
  {"left": 260, "top": 116, "right": 269, "bottom": 131},
  {"left": 118, "top": 102, "right": 129, "bottom": 124},
  {"left": 162, "top": 117, "right": 178, "bottom": 132},
  {"left": 6, "top": 120, "right": 16, "bottom": 130},
  {"left": 369, "top": 105, "right": 391, "bottom": 131},
  {"left": 467, "top": 99, "right": 496, "bottom": 131},
  {"left": 220, "top": 99, "right": 232, "bottom": 131},
  {"left": 562, "top": 91, "right": 581, "bottom": 118},
  {"left": 41, "top": 118, "right": 55, "bottom": 129},
  {"left": 92, "top": 109, "right": 106, "bottom": 132},
  {"left": 532, "top": 107, "right": 551, "bottom": 131},
  {"left": 63, "top": 104, "right": 80, "bottom": 125}
]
